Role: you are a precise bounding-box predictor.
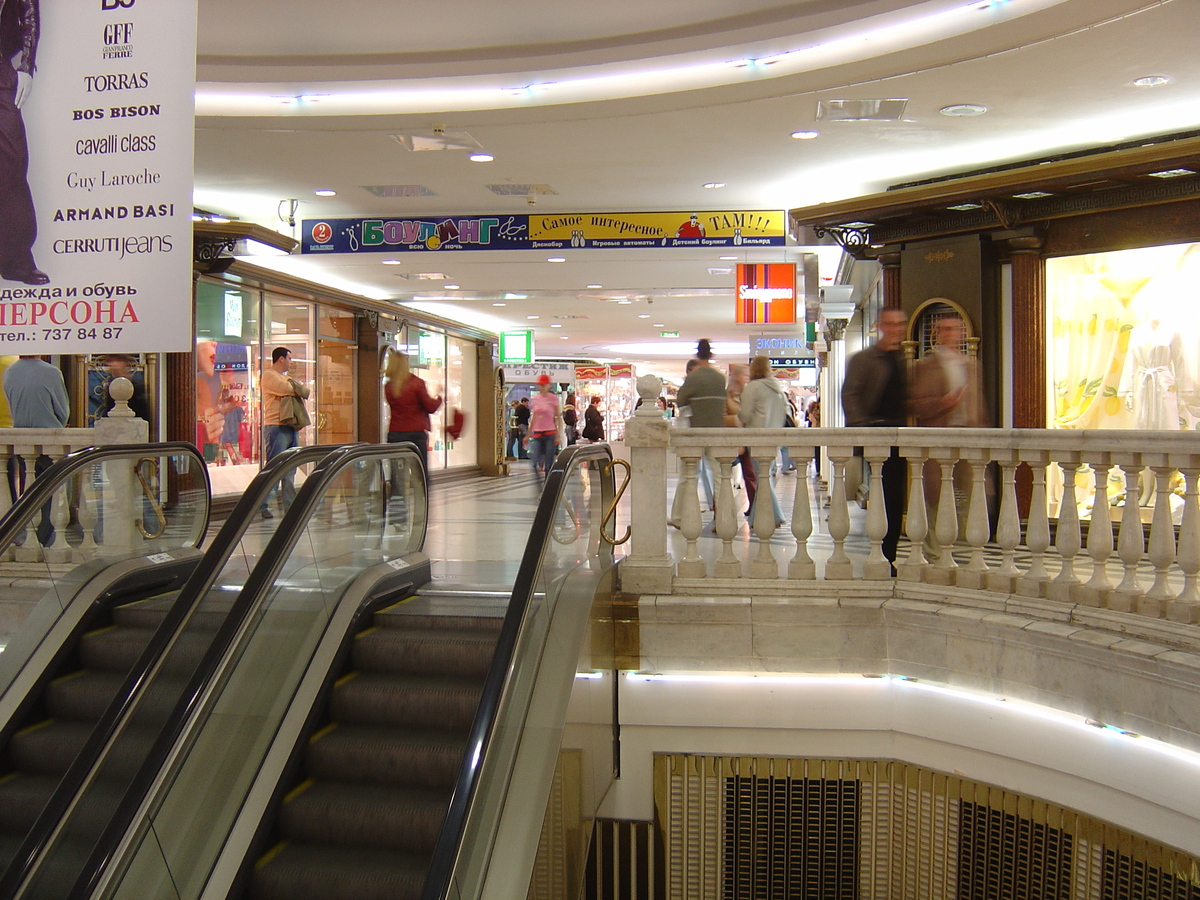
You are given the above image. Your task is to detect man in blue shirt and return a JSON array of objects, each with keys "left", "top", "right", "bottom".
[{"left": 5, "top": 354, "right": 68, "bottom": 543}]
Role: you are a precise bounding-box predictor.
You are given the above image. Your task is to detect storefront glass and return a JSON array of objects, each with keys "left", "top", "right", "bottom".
[{"left": 1047, "top": 242, "right": 1200, "bottom": 432}]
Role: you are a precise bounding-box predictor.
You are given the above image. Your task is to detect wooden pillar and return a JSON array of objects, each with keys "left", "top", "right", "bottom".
[
  {"left": 165, "top": 351, "right": 196, "bottom": 447},
  {"left": 1009, "top": 236, "right": 1046, "bottom": 517},
  {"left": 1009, "top": 236, "right": 1045, "bottom": 429},
  {"left": 880, "top": 251, "right": 902, "bottom": 310}
]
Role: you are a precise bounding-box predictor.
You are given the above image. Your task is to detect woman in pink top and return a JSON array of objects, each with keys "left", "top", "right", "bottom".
[{"left": 526, "top": 374, "right": 560, "bottom": 486}]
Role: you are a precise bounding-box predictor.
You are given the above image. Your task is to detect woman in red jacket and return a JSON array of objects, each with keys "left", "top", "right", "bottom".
[{"left": 384, "top": 350, "right": 442, "bottom": 479}]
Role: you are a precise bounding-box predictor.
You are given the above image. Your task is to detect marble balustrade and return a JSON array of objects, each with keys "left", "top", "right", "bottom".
[{"left": 622, "top": 417, "right": 1200, "bottom": 625}]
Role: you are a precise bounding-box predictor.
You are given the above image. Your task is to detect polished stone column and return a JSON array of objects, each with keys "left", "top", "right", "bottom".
[
  {"left": 879, "top": 251, "right": 902, "bottom": 310},
  {"left": 1009, "top": 237, "right": 1045, "bottom": 429}
]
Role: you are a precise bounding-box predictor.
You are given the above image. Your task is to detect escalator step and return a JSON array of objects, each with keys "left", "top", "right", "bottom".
[
  {"left": 374, "top": 611, "right": 504, "bottom": 634},
  {"left": 251, "top": 842, "right": 428, "bottom": 900},
  {"left": 331, "top": 673, "right": 483, "bottom": 729},
  {"left": 44, "top": 670, "right": 126, "bottom": 720},
  {"left": 110, "top": 593, "right": 231, "bottom": 630},
  {"left": 78, "top": 626, "right": 214, "bottom": 674},
  {"left": 0, "top": 772, "right": 59, "bottom": 834},
  {"left": 306, "top": 724, "right": 467, "bottom": 789},
  {"left": 352, "top": 628, "right": 497, "bottom": 678},
  {"left": 0, "top": 832, "right": 22, "bottom": 877},
  {"left": 8, "top": 719, "right": 94, "bottom": 775},
  {"left": 278, "top": 780, "right": 448, "bottom": 852}
]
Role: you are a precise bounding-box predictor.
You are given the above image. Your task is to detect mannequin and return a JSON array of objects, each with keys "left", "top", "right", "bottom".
[{"left": 1118, "top": 308, "right": 1190, "bottom": 430}]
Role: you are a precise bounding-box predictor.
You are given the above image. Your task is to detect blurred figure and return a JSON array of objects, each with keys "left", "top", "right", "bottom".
[
  {"left": 738, "top": 355, "right": 787, "bottom": 527},
  {"left": 724, "top": 362, "right": 756, "bottom": 514},
  {"left": 98, "top": 354, "right": 150, "bottom": 421},
  {"left": 673, "top": 345, "right": 723, "bottom": 520},
  {"left": 384, "top": 349, "right": 442, "bottom": 481},
  {"left": 5, "top": 355, "right": 68, "bottom": 544},
  {"left": 842, "top": 307, "right": 909, "bottom": 571},
  {"left": 562, "top": 399, "right": 578, "bottom": 445},
  {"left": 910, "top": 314, "right": 983, "bottom": 427},
  {"left": 527, "top": 374, "right": 560, "bottom": 486}
]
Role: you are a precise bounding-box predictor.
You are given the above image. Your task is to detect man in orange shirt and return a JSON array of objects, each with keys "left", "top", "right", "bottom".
[{"left": 260, "top": 346, "right": 299, "bottom": 518}]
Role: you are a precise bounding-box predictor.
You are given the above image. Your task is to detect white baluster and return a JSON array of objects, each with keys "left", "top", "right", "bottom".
[
  {"left": 13, "top": 449, "right": 41, "bottom": 563},
  {"left": 929, "top": 455, "right": 958, "bottom": 584},
  {"left": 1168, "top": 467, "right": 1200, "bottom": 623},
  {"left": 748, "top": 447, "right": 780, "bottom": 579},
  {"left": 788, "top": 458, "right": 815, "bottom": 581},
  {"left": 78, "top": 468, "right": 99, "bottom": 555},
  {"left": 1080, "top": 459, "right": 1114, "bottom": 607},
  {"left": 1111, "top": 463, "right": 1146, "bottom": 612},
  {"left": 988, "top": 460, "right": 1022, "bottom": 593},
  {"left": 712, "top": 451, "right": 741, "bottom": 578},
  {"left": 824, "top": 451, "right": 853, "bottom": 580},
  {"left": 676, "top": 455, "right": 706, "bottom": 578},
  {"left": 862, "top": 447, "right": 892, "bottom": 580},
  {"left": 42, "top": 480, "right": 71, "bottom": 564},
  {"left": 1142, "top": 466, "right": 1176, "bottom": 618},
  {"left": 956, "top": 457, "right": 991, "bottom": 590},
  {"left": 1046, "top": 460, "right": 1082, "bottom": 604},
  {"left": 899, "top": 451, "right": 928, "bottom": 582},
  {"left": 1018, "top": 461, "right": 1051, "bottom": 597}
]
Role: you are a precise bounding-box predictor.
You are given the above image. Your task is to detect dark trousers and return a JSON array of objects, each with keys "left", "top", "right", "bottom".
[
  {"left": 388, "top": 430, "right": 429, "bottom": 483},
  {"left": 879, "top": 448, "right": 907, "bottom": 563},
  {"left": 8, "top": 453, "right": 54, "bottom": 545},
  {"left": 0, "top": 69, "right": 38, "bottom": 274}
]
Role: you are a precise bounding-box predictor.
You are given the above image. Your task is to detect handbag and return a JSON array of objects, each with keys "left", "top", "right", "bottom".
[{"left": 279, "top": 394, "right": 310, "bottom": 428}]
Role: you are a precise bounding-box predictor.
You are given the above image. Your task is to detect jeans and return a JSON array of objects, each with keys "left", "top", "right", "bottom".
[
  {"left": 388, "top": 430, "right": 429, "bottom": 483},
  {"left": 261, "top": 424, "right": 298, "bottom": 512},
  {"left": 747, "top": 456, "right": 786, "bottom": 526},
  {"left": 529, "top": 433, "right": 557, "bottom": 486}
]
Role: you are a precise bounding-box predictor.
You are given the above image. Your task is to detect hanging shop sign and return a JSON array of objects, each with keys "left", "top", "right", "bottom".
[
  {"left": 751, "top": 334, "right": 813, "bottom": 357},
  {"left": 503, "top": 361, "right": 576, "bottom": 383},
  {"left": 0, "top": 0, "right": 198, "bottom": 354},
  {"left": 735, "top": 263, "right": 797, "bottom": 325},
  {"left": 301, "top": 210, "right": 786, "bottom": 255},
  {"left": 499, "top": 330, "right": 535, "bottom": 364}
]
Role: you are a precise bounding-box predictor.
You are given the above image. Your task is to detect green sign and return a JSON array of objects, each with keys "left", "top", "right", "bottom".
[
  {"left": 660, "top": 331, "right": 680, "bottom": 338},
  {"left": 500, "top": 330, "right": 535, "bottom": 364}
]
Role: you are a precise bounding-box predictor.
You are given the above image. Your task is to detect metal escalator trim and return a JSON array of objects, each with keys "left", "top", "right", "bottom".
[
  {"left": 55, "top": 443, "right": 427, "bottom": 900},
  {"left": 0, "top": 443, "right": 357, "bottom": 900},
  {"left": 422, "top": 442, "right": 617, "bottom": 900}
]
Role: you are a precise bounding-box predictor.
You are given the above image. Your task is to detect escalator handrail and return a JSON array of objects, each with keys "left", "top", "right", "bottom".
[
  {"left": 422, "top": 441, "right": 616, "bottom": 900},
  {"left": 0, "top": 442, "right": 350, "bottom": 900},
  {"left": 0, "top": 442, "right": 211, "bottom": 555},
  {"left": 59, "top": 441, "right": 425, "bottom": 900}
]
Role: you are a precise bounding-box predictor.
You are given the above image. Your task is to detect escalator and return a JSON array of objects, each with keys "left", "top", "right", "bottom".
[
  {"left": 10, "top": 442, "right": 622, "bottom": 900},
  {"left": 0, "top": 442, "right": 375, "bottom": 900},
  {"left": 0, "top": 443, "right": 212, "bottom": 872}
]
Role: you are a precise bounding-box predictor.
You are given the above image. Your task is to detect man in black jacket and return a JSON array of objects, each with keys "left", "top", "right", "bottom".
[{"left": 0, "top": 0, "right": 47, "bottom": 286}]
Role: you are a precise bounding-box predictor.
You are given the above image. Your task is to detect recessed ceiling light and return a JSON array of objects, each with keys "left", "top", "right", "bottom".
[
  {"left": 503, "top": 292, "right": 528, "bottom": 300},
  {"left": 550, "top": 323, "right": 563, "bottom": 328},
  {"left": 547, "top": 257, "right": 566, "bottom": 263},
  {"left": 1012, "top": 191, "right": 1053, "bottom": 200},
  {"left": 381, "top": 259, "right": 402, "bottom": 265},
  {"left": 939, "top": 103, "right": 987, "bottom": 117},
  {"left": 708, "top": 267, "right": 733, "bottom": 275},
  {"left": 527, "top": 315, "right": 539, "bottom": 319},
  {"left": 1148, "top": 168, "right": 1196, "bottom": 179},
  {"left": 638, "top": 314, "right": 650, "bottom": 319},
  {"left": 841, "top": 221, "right": 874, "bottom": 228},
  {"left": 444, "top": 283, "right": 460, "bottom": 290},
  {"left": 791, "top": 130, "right": 820, "bottom": 140},
  {"left": 492, "top": 302, "right": 506, "bottom": 307},
  {"left": 1134, "top": 75, "right": 1170, "bottom": 87},
  {"left": 415, "top": 273, "right": 448, "bottom": 280},
  {"left": 652, "top": 323, "right": 665, "bottom": 327},
  {"left": 703, "top": 182, "right": 725, "bottom": 189},
  {"left": 468, "top": 152, "right": 494, "bottom": 162},
  {"left": 560, "top": 336, "right": 569, "bottom": 340},
  {"left": 947, "top": 202, "right": 983, "bottom": 211},
  {"left": 719, "top": 255, "right": 738, "bottom": 260},
  {"left": 314, "top": 189, "right": 336, "bottom": 197},
  {"left": 617, "top": 299, "right": 632, "bottom": 305},
  {"left": 587, "top": 283, "right": 602, "bottom": 289}
]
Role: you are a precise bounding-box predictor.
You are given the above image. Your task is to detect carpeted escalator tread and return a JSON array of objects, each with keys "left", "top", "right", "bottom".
[
  {"left": 0, "top": 772, "right": 60, "bottom": 834},
  {"left": 330, "top": 672, "right": 484, "bottom": 730},
  {"left": 7, "top": 719, "right": 95, "bottom": 775},
  {"left": 278, "top": 781, "right": 448, "bottom": 853},
  {"left": 351, "top": 627, "right": 497, "bottom": 678},
  {"left": 306, "top": 723, "right": 467, "bottom": 789},
  {"left": 250, "top": 842, "right": 428, "bottom": 900}
]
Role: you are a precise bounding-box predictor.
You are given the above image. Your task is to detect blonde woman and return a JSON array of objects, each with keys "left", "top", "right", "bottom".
[{"left": 384, "top": 350, "right": 442, "bottom": 479}]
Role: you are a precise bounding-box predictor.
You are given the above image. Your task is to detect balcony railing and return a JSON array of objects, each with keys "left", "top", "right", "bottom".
[{"left": 623, "top": 414, "right": 1200, "bottom": 626}]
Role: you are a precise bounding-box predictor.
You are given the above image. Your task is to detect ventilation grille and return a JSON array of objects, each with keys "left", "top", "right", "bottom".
[
  {"left": 957, "top": 800, "right": 1073, "bottom": 900},
  {"left": 361, "top": 184, "right": 436, "bottom": 198},
  {"left": 486, "top": 183, "right": 558, "bottom": 196},
  {"left": 391, "top": 130, "right": 483, "bottom": 152},
  {"left": 656, "top": 755, "right": 1200, "bottom": 900},
  {"left": 817, "top": 98, "right": 908, "bottom": 121},
  {"left": 1102, "top": 849, "right": 1200, "bottom": 900},
  {"left": 584, "top": 820, "right": 656, "bottom": 900},
  {"left": 723, "top": 775, "right": 858, "bottom": 900}
]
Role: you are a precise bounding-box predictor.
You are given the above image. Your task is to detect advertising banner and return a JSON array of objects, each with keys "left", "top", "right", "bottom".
[
  {"left": 302, "top": 210, "right": 786, "bottom": 255},
  {"left": 1, "top": 0, "right": 197, "bottom": 354},
  {"left": 735, "top": 263, "right": 797, "bottom": 325}
]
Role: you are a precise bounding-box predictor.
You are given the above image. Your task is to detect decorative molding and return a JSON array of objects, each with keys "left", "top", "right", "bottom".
[
  {"left": 825, "top": 318, "right": 849, "bottom": 342},
  {"left": 193, "top": 235, "right": 237, "bottom": 263},
  {"left": 923, "top": 249, "right": 955, "bottom": 263},
  {"left": 813, "top": 225, "right": 872, "bottom": 258}
]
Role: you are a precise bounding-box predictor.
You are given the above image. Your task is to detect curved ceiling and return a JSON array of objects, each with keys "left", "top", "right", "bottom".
[{"left": 192, "top": 0, "right": 1200, "bottom": 376}]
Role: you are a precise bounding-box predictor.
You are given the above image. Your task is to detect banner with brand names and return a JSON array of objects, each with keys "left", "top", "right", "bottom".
[
  {"left": 0, "top": 0, "right": 197, "bottom": 354},
  {"left": 302, "top": 211, "right": 786, "bottom": 255}
]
